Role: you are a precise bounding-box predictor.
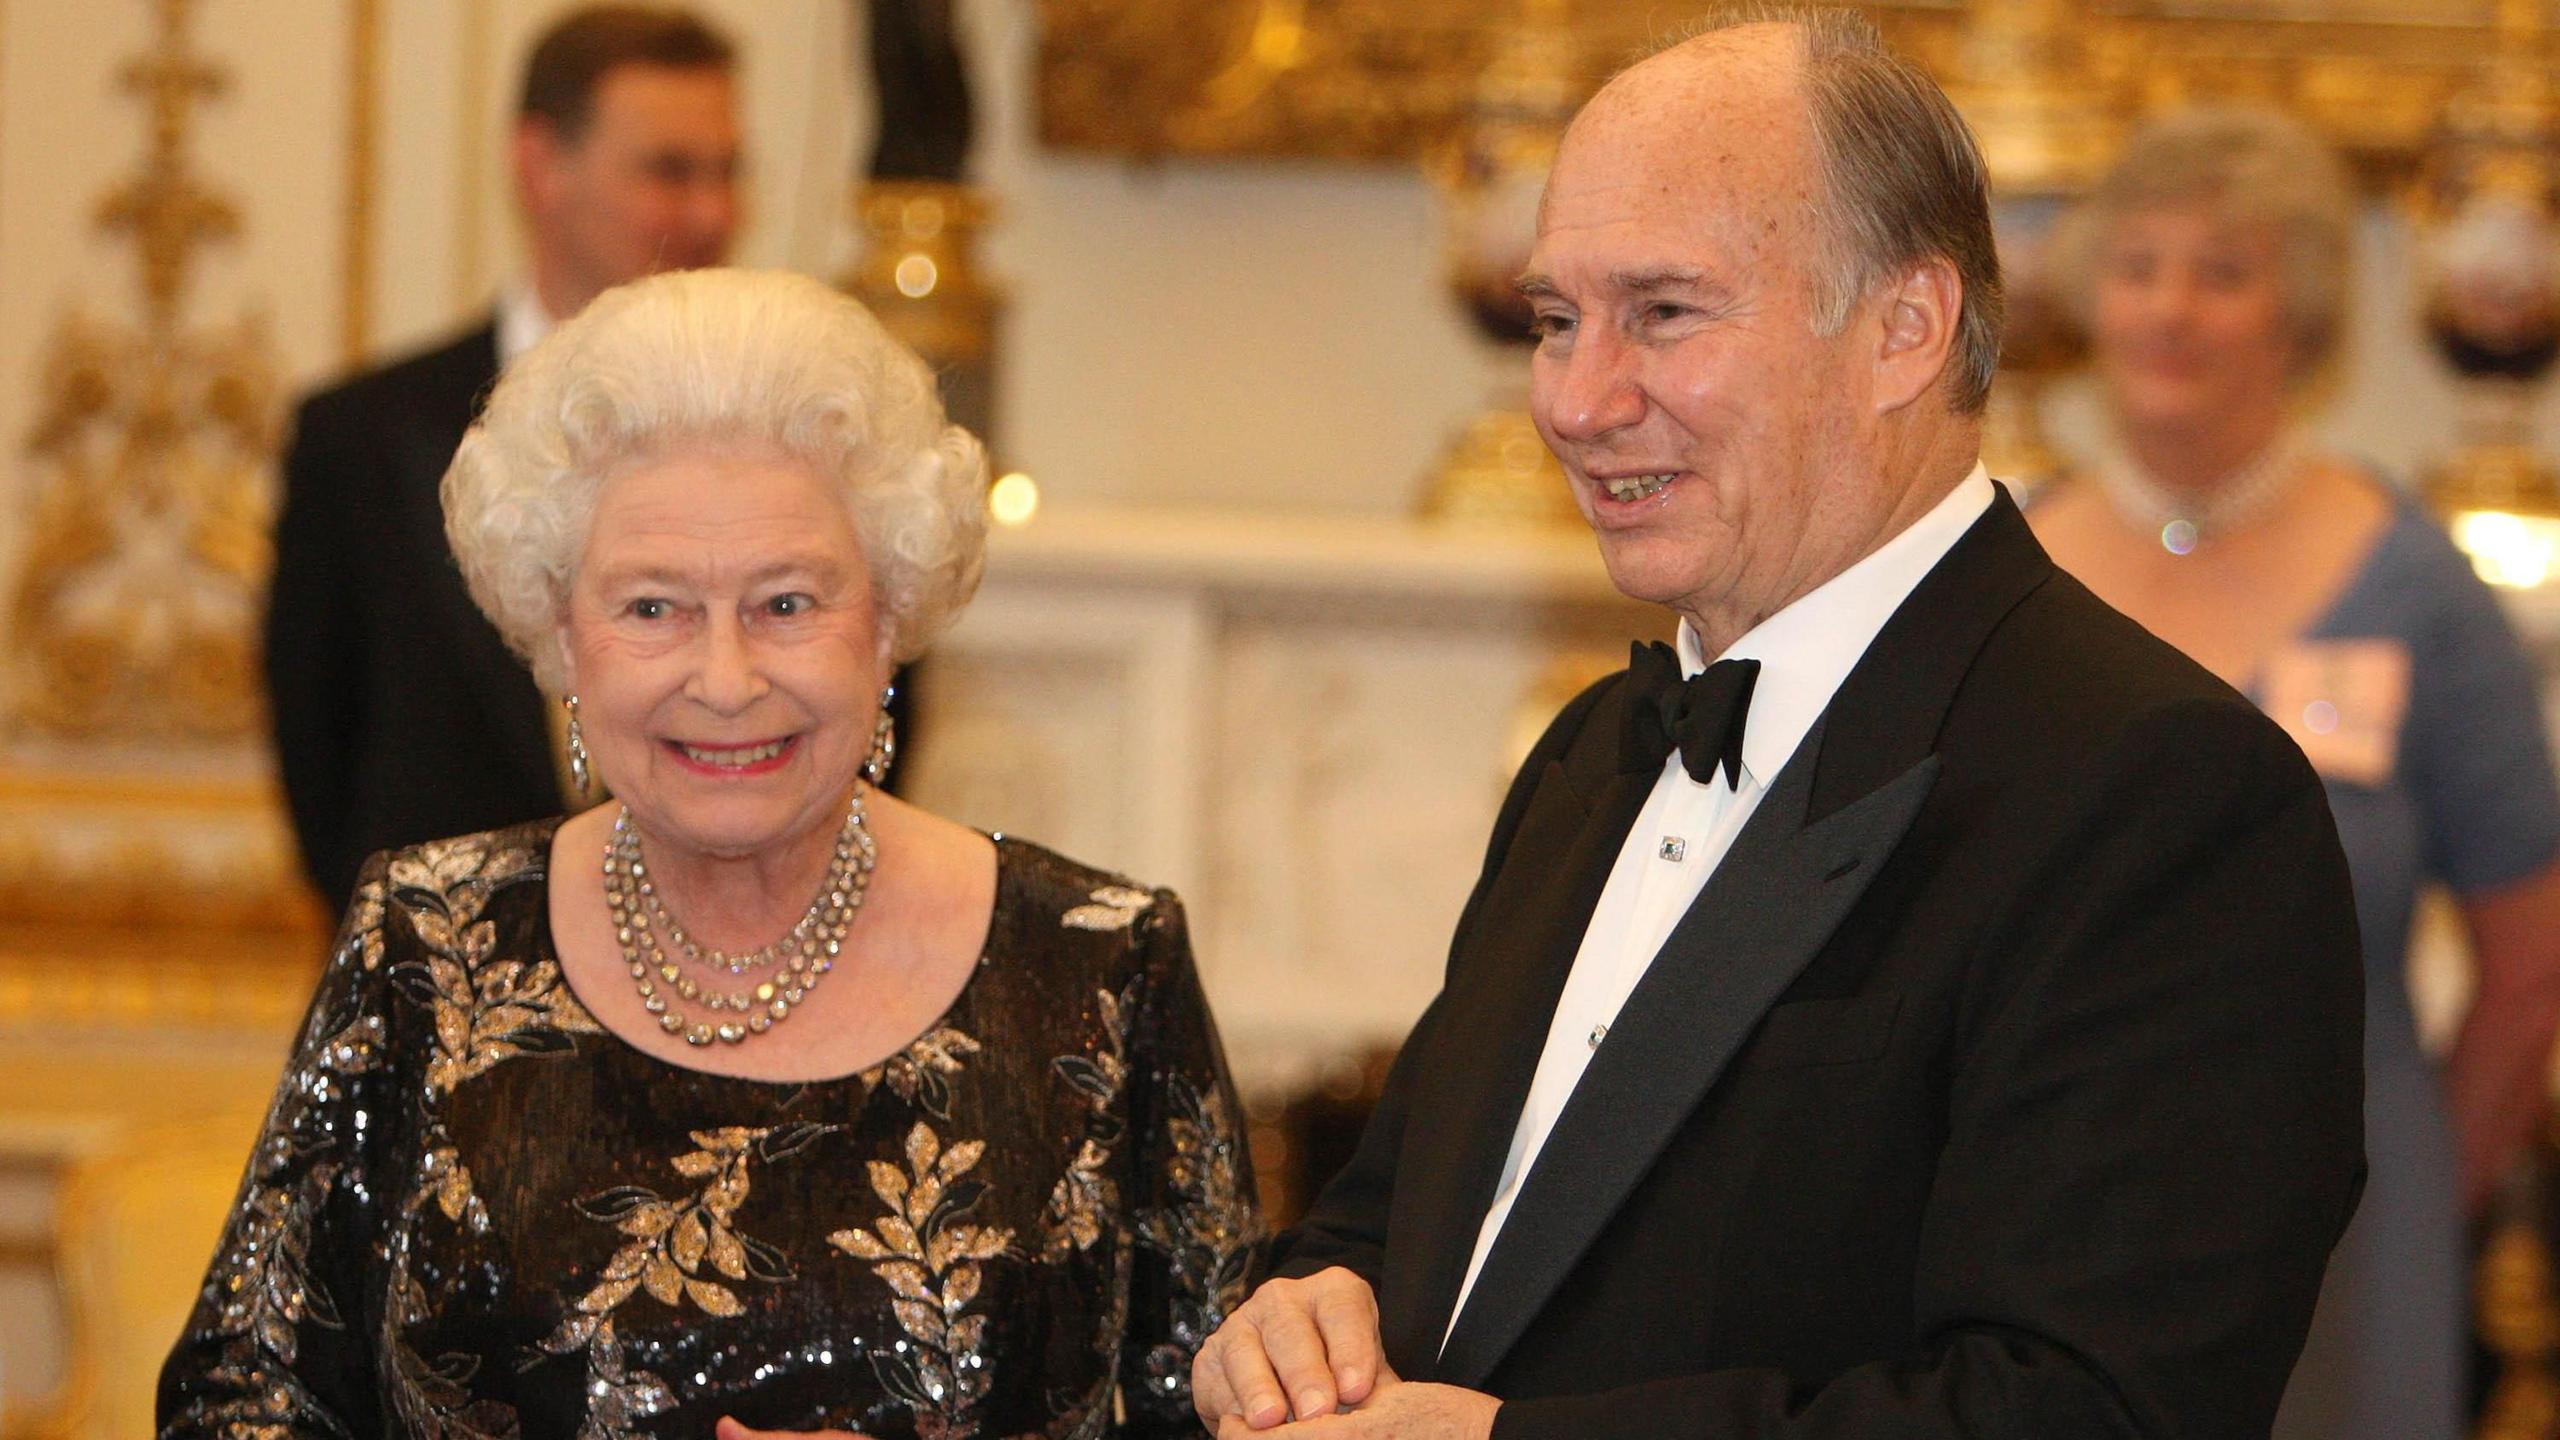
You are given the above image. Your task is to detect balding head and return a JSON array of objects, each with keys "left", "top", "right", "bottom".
[
  {"left": 1519, "top": 9, "right": 1993, "bottom": 650},
  {"left": 1561, "top": 11, "right": 2004, "bottom": 414},
  {"left": 1547, "top": 23, "right": 1822, "bottom": 262}
]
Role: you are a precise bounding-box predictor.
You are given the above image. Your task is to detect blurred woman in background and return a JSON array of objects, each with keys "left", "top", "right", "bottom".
[{"left": 2032, "top": 106, "right": 2560, "bottom": 1440}]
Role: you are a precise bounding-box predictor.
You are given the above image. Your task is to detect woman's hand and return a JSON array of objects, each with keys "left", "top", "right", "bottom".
[{"left": 713, "top": 1418, "right": 874, "bottom": 1440}]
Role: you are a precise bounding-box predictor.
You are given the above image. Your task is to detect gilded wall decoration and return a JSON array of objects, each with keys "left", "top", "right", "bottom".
[
  {"left": 10, "top": 0, "right": 280, "bottom": 742},
  {"left": 343, "top": 0, "right": 383, "bottom": 363},
  {"left": 1035, "top": 0, "right": 2556, "bottom": 180}
]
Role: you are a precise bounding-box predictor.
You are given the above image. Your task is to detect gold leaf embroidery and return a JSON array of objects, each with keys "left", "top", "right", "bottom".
[
  {"left": 1042, "top": 984, "right": 1135, "bottom": 1259},
  {"left": 705, "top": 1224, "right": 747, "bottom": 1280},
  {"left": 1061, "top": 884, "right": 1154, "bottom": 932},
  {"left": 394, "top": 835, "right": 602, "bottom": 1097},
  {"left": 548, "top": 1125, "right": 819, "bottom": 1352},
  {"left": 686, "top": 1278, "right": 743, "bottom": 1317},
  {"left": 828, "top": 1121, "right": 1015, "bottom": 1432}
]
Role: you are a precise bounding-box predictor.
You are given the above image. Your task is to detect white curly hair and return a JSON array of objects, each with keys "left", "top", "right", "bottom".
[{"left": 442, "top": 267, "right": 989, "bottom": 692}]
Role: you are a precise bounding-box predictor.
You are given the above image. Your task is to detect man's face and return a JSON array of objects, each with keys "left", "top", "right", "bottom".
[
  {"left": 522, "top": 64, "right": 741, "bottom": 312},
  {"left": 1523, "top": 47, "right": 1899, "bottom": 637}
]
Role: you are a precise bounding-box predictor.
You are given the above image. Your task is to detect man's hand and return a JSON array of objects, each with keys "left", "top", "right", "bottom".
[
  {"left": 1192, "top": 1267, "right": 1387, "bottom": 1427},
  {"left": 712, "top": 1418, "right": 872, "bottom": 1440},
  {"left": 1212, "top": 1377, "right": 1500, "bottom": 1440}
]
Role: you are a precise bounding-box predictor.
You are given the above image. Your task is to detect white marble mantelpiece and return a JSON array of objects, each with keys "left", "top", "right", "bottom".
[
  {"left": 905, "top": 506, "right": 1659, "bottom": 1099},
  {"left": 909, "top": 506, "right": 2560, "bottom": 1096}
]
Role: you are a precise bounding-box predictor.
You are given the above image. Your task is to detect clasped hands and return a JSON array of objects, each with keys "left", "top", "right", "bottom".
[
  {"left": 711, "top": 1267, "right": 1497, "bottom": 1440},
  {"left": 1191, "top": 1267, "right": 1501, "bottom": 1439}
]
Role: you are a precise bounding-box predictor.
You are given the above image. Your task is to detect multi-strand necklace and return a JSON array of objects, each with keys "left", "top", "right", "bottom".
[
  {"left": 603, "top": 792, "right": 875, "bottom": 1047},
  {"left": 2095, "top": 426, "right": 2308, "bottom": 556}
]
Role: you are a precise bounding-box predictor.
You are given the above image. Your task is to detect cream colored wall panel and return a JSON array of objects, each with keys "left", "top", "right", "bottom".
[
  {"left": 368, "top": 0, "right": 473, "bottom": 358},
  {"left": 963, "top": 0, "right": 1488, "bottom": 514}
]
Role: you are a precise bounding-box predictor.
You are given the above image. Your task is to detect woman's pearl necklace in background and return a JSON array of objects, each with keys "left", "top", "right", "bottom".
[
  {"left": 604, "top": 792, "right": 874, "bottom": 1047},
  {"left": 2095, "top": 427, "right": 2309, "bottom": 556}
]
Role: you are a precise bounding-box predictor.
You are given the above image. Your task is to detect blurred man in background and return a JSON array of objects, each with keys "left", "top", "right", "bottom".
[{"left": 266, "top": 5, "right": 740, "bottom": 904}]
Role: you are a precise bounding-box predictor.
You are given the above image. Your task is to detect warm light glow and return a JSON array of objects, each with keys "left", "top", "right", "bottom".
[
  {"left": 894, "top": 253, "right": 940, "bottom": 299},
  {"left": 989, "top": 472, "right": 1040, "bottom": 527},
  {"left": 2450, "top": 509, "right": 2560, "bottom": 589}
]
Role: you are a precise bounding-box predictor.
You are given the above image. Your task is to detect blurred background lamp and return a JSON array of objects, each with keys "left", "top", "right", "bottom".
[{"left": 989, "top": 470, "right": 1040, "bottom": 528}]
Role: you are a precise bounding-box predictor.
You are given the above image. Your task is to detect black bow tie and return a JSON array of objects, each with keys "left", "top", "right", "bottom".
[{"left": 1621, "top": 640, "right": 1760, "bottom": 790}]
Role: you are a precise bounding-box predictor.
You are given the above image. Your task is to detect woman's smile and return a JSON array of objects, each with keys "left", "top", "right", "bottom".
[{"left": 664, "top": 733, "right": 801, "bottom": 775}]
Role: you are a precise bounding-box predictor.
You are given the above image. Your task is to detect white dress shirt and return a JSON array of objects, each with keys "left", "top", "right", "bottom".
[
  {"left": 497, "top": 280, "right": 557, "bottom": 369},
  {"left": 1443, "top": 467, "right": 1995, "bottom": 1342}
]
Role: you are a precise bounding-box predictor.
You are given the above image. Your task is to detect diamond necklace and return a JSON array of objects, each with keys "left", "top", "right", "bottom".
[
  {"left": 603, "top": 791, "right": 874, "bottom": 1047},
  {"left": 2094, "top": 426, "right": 2308, "bottom": 556}
]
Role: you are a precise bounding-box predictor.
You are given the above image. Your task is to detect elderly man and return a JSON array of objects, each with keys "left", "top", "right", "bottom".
[
  {"left": 1194, "top": 11, "right": 2362, "bottom": 1440},
  {"left": 266, "top": 5, "right": 740, "bottom": 905}
]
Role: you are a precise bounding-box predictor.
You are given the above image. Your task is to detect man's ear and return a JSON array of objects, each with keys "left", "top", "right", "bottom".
[
  {"left": 1872, "top": 256, "right": 1962, "bottom": 415},
  {"left": 513, "top": 117, "right": 564, "bottom": 217}
]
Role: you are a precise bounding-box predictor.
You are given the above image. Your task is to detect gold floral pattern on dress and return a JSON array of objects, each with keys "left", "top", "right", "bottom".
[
  {"left": 387, "top": 1337, "right": 523, "bottom": 1440},
  {"left": 1134, "top": 1075, "right": 1262, "bottom": 1400},
  {"left": 384, "top": 834, "right": 601, "bottom": 1096},
  {"left": 1061, "top": 884, "right": 1153, "bottom": 932},
  {"left": 423, "top": 1146, "right": 489, "bottom": 1231},
  {"left": 547, "top": 1124, "right": 823, "bottom": 1354},
  {"left": 173, "top": 992, "right": 387, "bottom": 1437},
  {"left": 1042, "top": 986, "right": 1131, "bottom": 1258},
  {"left": 830, "top": 1122, "right": 1016, "bottom": 1437},
  {"left": 566, "top": 1321, "right": 678, "bottom": 1440},
  {"left": 163, "top": 831, "right": 1259, "bottom": 1440},
  {"left": 875, "top": 1024, "right": 982, "bottom": 1119}
]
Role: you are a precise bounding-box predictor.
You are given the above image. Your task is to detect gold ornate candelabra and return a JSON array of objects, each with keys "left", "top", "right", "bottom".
[
  {"left": 1943, "top": 0, "right": 2119, "bottom": 487},
  {"left": 841, "top": 0, "right": 1002, "bottom": 449},
  {"left": 1416, "top": 0, "right": 1577, "bottom": 528},
  {"left": 2413, "top": 0, "right": 2560, "bottom": 589}
]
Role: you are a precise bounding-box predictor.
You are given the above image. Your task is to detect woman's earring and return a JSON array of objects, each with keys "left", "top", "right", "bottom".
[
  {"left": 862, "top": 684, "right": 898, "bottom": 786},
  {"left": 565, "top": 694, "right": 593, "bottom": 796}
]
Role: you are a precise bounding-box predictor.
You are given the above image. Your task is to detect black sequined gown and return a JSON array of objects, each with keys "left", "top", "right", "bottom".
[{"left": 158, "top": 821, "right": 1261, "bottom": 1440}]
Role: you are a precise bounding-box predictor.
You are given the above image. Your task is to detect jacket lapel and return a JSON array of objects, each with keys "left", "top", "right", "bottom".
[
  {"left": 1433, "top": 732, "right": 1934, "bottom": 1387},
  {"left": 1431, "top": 486, "right": 2056, "bottom": 1387},
  {"left": 1376, "top": 705, "right": 1656, "bottom": 1373}
]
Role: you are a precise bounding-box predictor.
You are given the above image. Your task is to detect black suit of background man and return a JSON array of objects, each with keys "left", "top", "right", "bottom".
[{"left": 266, "top": 326, "right": 555, "bottom": 906}]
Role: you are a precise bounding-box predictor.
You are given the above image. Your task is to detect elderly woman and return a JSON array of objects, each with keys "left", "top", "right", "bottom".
[
  {"left": 2031, "top": 107, "right": 2560, "bottom": 1440},
  {"left": 160, "top": 269, "right": 1259, "bottom": 1440}
]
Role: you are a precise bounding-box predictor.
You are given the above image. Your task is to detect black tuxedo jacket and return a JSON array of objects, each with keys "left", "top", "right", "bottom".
[
  {"left": 265, "top": 320, "right": 561, "bottom": 906},
  {"left": 1271, "top": 490, "right": 2364, "bottom": 1439}
]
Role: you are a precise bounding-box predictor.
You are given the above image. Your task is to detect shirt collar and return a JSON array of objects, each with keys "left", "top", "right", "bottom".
[
  {"left": 1674, "top": 464, "right": 1994, "bottom": 789},
  {"left": 497, "top": 279, "right": 558, "bottom": 369}
]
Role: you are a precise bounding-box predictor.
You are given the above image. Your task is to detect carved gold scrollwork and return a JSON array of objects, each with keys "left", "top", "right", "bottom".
[
  {"left": 1036, "top": 0, "right": 2552, "bottom": 181},
  {"left": 10, "top": 0, "right": 280, "bottom": 742}
]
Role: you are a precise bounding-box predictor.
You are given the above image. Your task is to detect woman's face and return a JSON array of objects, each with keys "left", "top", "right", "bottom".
[
  {"left": 560, "top": 445, "right": 886, "bottom": 863},
  {"left": 2090, "top": 204, "right": 2298, "bottom": 439}
]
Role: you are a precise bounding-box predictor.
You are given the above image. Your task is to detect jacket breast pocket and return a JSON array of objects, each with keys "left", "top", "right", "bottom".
[{"left": 1732, "top": 990, "right": 1903, "bottom": 1072}]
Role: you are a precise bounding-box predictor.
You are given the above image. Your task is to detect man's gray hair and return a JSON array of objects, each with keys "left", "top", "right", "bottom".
[{"left": 1674, "top": 6, "right": 2006, "bottom": 413}]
